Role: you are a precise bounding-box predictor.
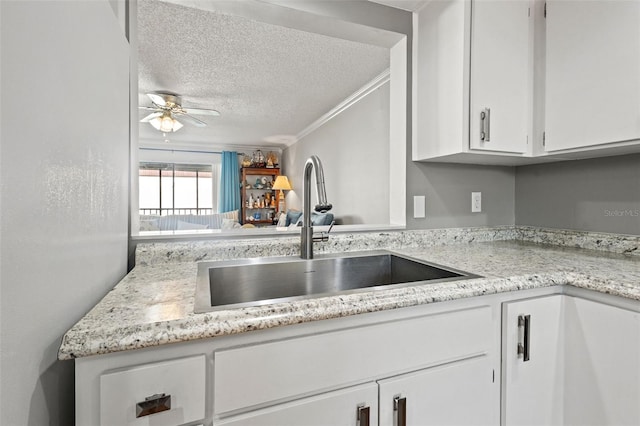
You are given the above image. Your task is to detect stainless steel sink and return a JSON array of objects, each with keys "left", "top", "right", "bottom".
[{"left": 194, "top": 251, "right": 479, "bottom": 313}]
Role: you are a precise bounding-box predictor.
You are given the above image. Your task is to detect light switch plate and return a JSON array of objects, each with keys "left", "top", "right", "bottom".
[{"left": 414, "top": 195, "right": 426, "bottom": 218}]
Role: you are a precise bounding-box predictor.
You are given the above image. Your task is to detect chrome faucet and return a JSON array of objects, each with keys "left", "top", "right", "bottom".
[{"left": 301, "top": 155, "right": 332, "bottom": 259}]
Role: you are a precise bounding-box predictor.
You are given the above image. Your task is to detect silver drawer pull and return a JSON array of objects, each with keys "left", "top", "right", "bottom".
[
  {"left": 517, "top": 314, "right": 531, "bottom": 362},
  {"left": 357, "top": 404, "right": 370, "bottom": 426},
  {"left": 480, "top": 108, "right": 491, "bottom": 141},
  {"left": 394, "top": 395, "right": 407, "bottom": 426},
  {"left": 136, "top": 393, "right": 171, "bottom": 418}
]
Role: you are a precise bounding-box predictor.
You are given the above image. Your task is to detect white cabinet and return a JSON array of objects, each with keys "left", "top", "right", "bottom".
[
  {"left": 502, "top": 295, "right": 564, "bottom": 426},
  {"left": 414, "top": 0, "right": 531, "bottom": 163},
  {"left": 214, "top": 305, "right": 493, "bottom": 416},
  {"left": 378, "top": 356, "right": 496, "bottom": 426},
  {"left": 219, "top": 355, "right": 497, "bottom": 426},
  {"left": 214, "top": 305, "right": 496, "bottom": 425},
  {"left": 544, "top": 0, "right": 640, "bottom": 152},
  {"left": 217, "top": 383, "right": 378, "bottom": 426},
  {"left": 502, "top": 294, "right": 640, "bottom": 426},
  {"left": 469, "top": 0, "right": 530, "bottom": 154},
  {"left": 74, "top": 289, "right": 638, "bottom": 426},
  {"left": 563, "top": 297, "right": 640, "bottom": 425}
]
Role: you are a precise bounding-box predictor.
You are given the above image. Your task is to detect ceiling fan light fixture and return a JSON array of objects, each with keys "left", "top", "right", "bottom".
[
  {"left": 140, "top": 92, "right": 217, "bottom": 133},
  {"left": 172, "top": 118, "right": 183, "bottom": 131},
  {"left": 149, "top": 112, "right": 182, "bottom": 132},
  {"left": 160, "top": 114, "right": 174, "bottom": 132}
]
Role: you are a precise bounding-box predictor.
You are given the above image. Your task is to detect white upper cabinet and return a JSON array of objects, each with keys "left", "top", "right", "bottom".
[
  {"left": 414, "top": 0, "right": 531, "bottom": 164},
  {"left": 470, "top": 0, "right": 530, "bottom": 154},
  {"left": 414, "top": 0, "right": 640, "bottom": 164},
  {"left": 544, "top": 0, "right": 640, "bottom": 152}
]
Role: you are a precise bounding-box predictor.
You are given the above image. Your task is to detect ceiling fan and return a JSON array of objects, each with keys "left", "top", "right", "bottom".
[{"left": 139, "top": 92, "right": 220, "bottom": 133}]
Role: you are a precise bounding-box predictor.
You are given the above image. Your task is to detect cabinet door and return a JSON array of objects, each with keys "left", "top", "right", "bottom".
[
  {"left": 216, "top": 383, "right": 378, "bottom": 426},
  {"left": 564, "top": 297, "right": 640, "bottom": 425},
  {"left": 502, "top": 295, "right": 564, "bottom": 426},
  {"left": 545, "top": 0, "right": 640, "bottom": 151},
  {"left": 469, "top": 0, "right": 530, "bottom": 154},
  {"left": 378, "top": 356, "right": 497, "bottom": 426}
]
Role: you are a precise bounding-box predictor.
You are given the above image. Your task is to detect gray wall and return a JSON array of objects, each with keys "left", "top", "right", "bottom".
[
  {"left": 282, "top": 83, "right": 390, "bottom": 224},
  {"left": 0, "top": 2, "right": 129, "bottom": 424},
  {"left": 406, "top": 162, "right": 516, "bottom": 229},
  {"left": 515, "top": 154, "right": 640, "bottom": 234}
]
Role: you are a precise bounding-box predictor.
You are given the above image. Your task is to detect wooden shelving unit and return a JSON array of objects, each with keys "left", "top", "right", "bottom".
[{"left": 240, "top": 167, "right": 280, "bottom": 225}]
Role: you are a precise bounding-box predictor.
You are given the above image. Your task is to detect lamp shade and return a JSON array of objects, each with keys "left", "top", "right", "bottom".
[{"left": 272, "top": 175, "right": 292, "bottom": 191}]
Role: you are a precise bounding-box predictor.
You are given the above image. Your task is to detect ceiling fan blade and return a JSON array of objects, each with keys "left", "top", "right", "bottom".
[
  {"left": 139, "top": 105, "right": 159, "bottom": 111},
  {"left": 140, "top": 111, "right": 162, "bottom": 122},
  {"left": 175, "top": 112, "right": 207, "bottom": 127},
  {"left": 182, "top": 107, "right": 220, "bottom": 116},
  {"left": 147, "top": 93, "right": 166, "bottom": 107}
]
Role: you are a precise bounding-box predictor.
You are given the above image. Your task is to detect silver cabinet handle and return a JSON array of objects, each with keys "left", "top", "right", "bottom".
[
  {"left": 357, "top": 404, "right": 370, "bottom": 426},
  {"left": 517, "top": 314, "right": 531, "bottom": 362},
  {"left": 480, "top": 108, "right": 491, "bottom": 141},
  {"left": 135, "top": 393, "right": 171, "bottom": 418},
  {"left": 394, "top": 395, "right": 406, "bottom": 426}
]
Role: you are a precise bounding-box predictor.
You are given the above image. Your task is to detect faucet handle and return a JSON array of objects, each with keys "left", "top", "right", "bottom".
[
  {"left": 326, "top": 220, "right": 335, "bottom": 234},
  {"left": 312, "top": 233, "right": 330, "bottom": 243},
  {"left": 312, "top": 221, "right": 334, "bottom": 243}
]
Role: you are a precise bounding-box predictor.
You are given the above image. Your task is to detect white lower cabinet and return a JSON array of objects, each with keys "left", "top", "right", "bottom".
[
  {"left": 563, "top": 297, "right": 640, "bottom": 426},
  {"left": 378, "top": 356, "right": 496, "bottom": 426},
  {"left": 217, "top": 355, "right": 497, "bottom": 426},
  {"left": 214, "top": 305, "right": 496, "bottom": 425},
  {"left": 502, "top": 295, "right": 564, "bottom": 425},
  {"left": 75, "top": 291, "right": 639, "bottom": 426},
  {"left": 216, "top": 383, "right": 378, "bottom": 426},
  {"left": 502, "top": 294, "right": 640, "bottom": 426}
]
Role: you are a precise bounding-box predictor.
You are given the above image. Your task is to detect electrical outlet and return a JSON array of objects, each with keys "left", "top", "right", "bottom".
[{"left": 472, "top": 192, "right": 482, "bottom": 213}]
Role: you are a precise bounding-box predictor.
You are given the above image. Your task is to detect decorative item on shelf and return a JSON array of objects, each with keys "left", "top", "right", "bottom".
[
  {"left": 254, "top": 178, "right": 264, "bottom": 189},
  {"left": 244, "top": 180, "right": 251, "bottom": 189},
  {"left": 252, "top": 150, "right": 266, "bottom": 168},
  {"left": 253, "top": 212, "right": 261, "bottom": 220},
  {"left": 272, "top": 175, "right": 292, "bottom": 213},
  {"left": 248, "top": 193, "right": 255, "bottom": 208},
  {"left": 266, "top": 151, "right": 278, "bottom": 168},
  {"left": 241, "top": 155, "right": 252, "bottom": 168},
  {"left": 264, "top": 192, "right": 272, "bottom": 208}
]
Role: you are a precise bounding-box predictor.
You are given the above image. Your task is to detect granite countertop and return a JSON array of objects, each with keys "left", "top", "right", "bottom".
[{"left": 58, "top": 227, "right": 640, "bottom": 360}]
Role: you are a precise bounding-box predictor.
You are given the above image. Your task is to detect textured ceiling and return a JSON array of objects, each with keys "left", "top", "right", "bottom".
[{"left": 137, "top": 0, "right": 390, "bottom": 148}]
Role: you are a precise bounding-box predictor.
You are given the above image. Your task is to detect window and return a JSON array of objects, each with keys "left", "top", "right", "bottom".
[{"left": 139, "top": 163, "right": 213, "bottom": 216}]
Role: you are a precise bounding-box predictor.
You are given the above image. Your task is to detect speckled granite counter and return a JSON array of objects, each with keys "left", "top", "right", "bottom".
[{"left": 58, "top": 226, "right": 640, "bottom": 360}]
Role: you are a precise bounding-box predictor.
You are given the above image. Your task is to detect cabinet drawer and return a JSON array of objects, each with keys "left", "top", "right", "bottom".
[
  {"left": 100, "top": 355, "right": 206, "bottom": 426},
  {"left": 215, "top": 306, "right": 492, "bottom": 414},
  {"left": 216, "top": 382, "right": 378, "bottom": 426}
]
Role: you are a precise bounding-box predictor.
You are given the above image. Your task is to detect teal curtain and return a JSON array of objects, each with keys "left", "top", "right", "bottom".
[{"left": 219, "top": 151, "right": 240, "bottom": 213}]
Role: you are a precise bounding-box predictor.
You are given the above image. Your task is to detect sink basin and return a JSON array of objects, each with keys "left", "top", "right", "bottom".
[{"left": 194, "top": 251, "right": 479, "bottom": 313}]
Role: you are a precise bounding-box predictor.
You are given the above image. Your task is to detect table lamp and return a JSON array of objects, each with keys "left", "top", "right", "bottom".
[{"left": 272, "top": 175, "right": 292, "bottom": 213}]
